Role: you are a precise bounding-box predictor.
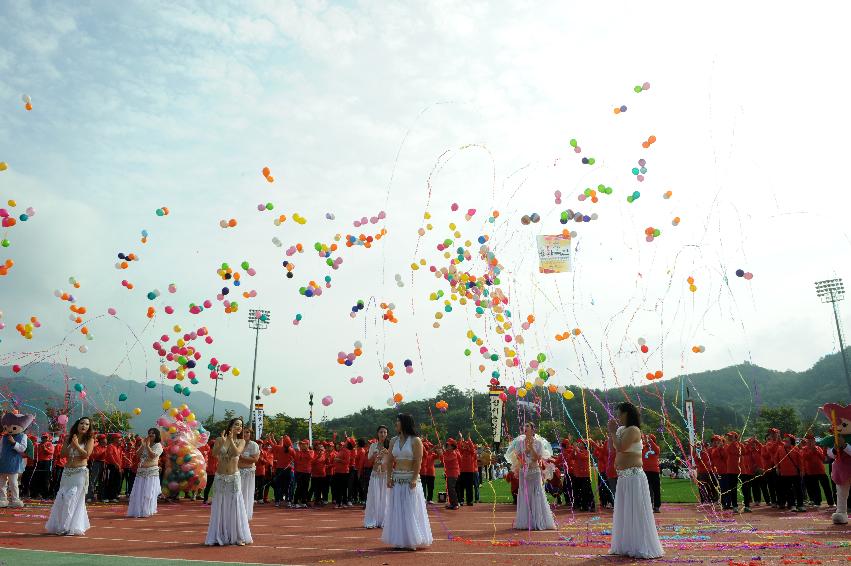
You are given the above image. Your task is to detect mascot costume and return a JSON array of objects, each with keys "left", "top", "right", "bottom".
[
  {"left": 818, "top": 403, "right": 851, "bottom": 524},
  {"left": 0, "top": 412, "right": 36, "bottom": 508}
]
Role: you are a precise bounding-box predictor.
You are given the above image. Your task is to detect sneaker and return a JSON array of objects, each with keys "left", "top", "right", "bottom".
[
  {"left": 274, "top": 502, "right": 280, "bottom": 508},
  {"left": 795, "top": 506, "right": 806, "bottom": 513},
  {"left": 743, "top": 507, "right": 752, "bottom": 513},
  {"left": 653, "top": 507, "right": 660, "bottom": 513}
]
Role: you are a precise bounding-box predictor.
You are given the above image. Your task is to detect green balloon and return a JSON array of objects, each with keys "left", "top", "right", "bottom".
[
  {"left": 118, "top": 393, "right": 128, "bottom": 402},
  {"left": 73, "top": 383, "right": 83, "bottom": 392},
  {"left": 182, "top": 388, "right": 191, "bottom": 396},
  {"left": 146, "top": 380, "right": 157, "bottom": 389},
  {"left": 634, "top": 85, "right": 643, "bottom": 93},
  {"left": 173, "top": 384, "right": 183, "bottom": 393}
]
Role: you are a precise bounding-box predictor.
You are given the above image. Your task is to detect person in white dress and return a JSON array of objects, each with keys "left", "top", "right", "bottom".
[
  {"left": 238, "top": 428, "right": 260, "bottom": 521},
  {"left": 507, "top": 422, "right": 556, "bottom": 531},
  {"left": 380, "top": 414, "right": 433, "bottom": 550},
  {"left": 364, "top": 425, "right": 389, "bottom": 528},
  {"left": 127, "top": 428, "right": 163, "bottom": 518},
  {"left": 45, "top": 417, "right": 94, "bottom": 535},
  {"left": 205, "top": 418, "right": 252, "bottom": 546},
  {"left": 608, "top": 402, "right": 664, "bottom": 559}
]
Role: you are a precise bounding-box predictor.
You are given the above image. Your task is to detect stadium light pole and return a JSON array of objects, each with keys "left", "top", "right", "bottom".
[
  {"left": 815, "top": 278, "right": 851, "bottom": 398},
  {"left": 247, "top": 309, "right": 271, "bottom": 426}
]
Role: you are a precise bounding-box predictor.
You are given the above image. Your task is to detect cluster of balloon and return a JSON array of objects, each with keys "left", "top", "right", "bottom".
[
  {"left": 662, "top": 190, "right": 673, "bottom": 200},
  {"left": 1, "top": 203, "right": 37, "bottom": 244},
  {"left": 554, "top": 190, "right": 562, "bottom": 205},
  {"left": 380, "top": 302, "right": 398, "bottom": 323},
  {"left": 671, "top": 216, "right": 681, "bottom": 226},
  {"left": 416, "top": 211, "right": 435, "bottom": 236},
  {"left": 73, "top": 382, "right": 87, "bottom": 399},
  {"left": 315, "top": 241, "right": 343, "bottom": 270},
  {"left": 325, "top": 212, "right": 335, "bottom": 220},
  {"left": 352, "top": 210, "right": 387, "bottom": 227},
  {"left": 435, "top": 400, "right": 449, "bottom": 413},
  {"left": 141, "top": 229, "right": 149, "bottom": 244},
  {"left": 687, "top": 276, "right": 697, "bottom": 293},
  {"left": 22, "top": 94, "right": 32, "bottom": 111},
  {"left": 208, "top": 356, "right": 239, "bottom": 380},
  {"left": 634, "top": 81, "right": 651, "bottom": 93},
  {"left": 644, "top": 226, "right": 661, "bottom": 242},
  {"left": 520, "top": 213, "right": 541, "bottom": 225},
  {"left": 0, "top": 258, "right": 14, "bottom": 276},
  {"left": 155, "top": 207, "right": 170, "bottom": 217},
  {"left": 321, "top": 395, "right": 333, "bottom": 406},
  {"left": 613, "top": 104, "right": 628, "bottom": 114},
  {"left": 387, "top": 392, "right": 403, "bottom": 407},
  {"left": 349, "top": 375, "right": 364, "bottom": 384},
  {"left": 337, "top": 341, "right": 363, "bottom": 366},
  {"left": 641, "top": 135, "right": 657, "bottom": 149},
  {"left": 403, "top": 359, "right": 413, "bottom": 374},
  {"left": 579, "top": 186, "right": 608, "bottom": 203},
  {"left": 525, "top": 352, "right": 557, "bottom": 386},
  {"left": 273, "top": 214, "right": 287, "bottom": 226},
  {"left": 735, "top": 269, "right": 754, "bottom": 281},
  {"left": 560, "top": 209, "right": 598, "bottom": 224},
  {"left": 257, "top": 202, "right": 275, "bottom": 212},
  {"left": 15, "top": 316, "right": 40, "bottom": 339},
  {"left": 115, "top": 252, "right": 140, "bottom": 270},
  {"left": 631, "top": 159, "right": 648, "bottom": 182},
  {"left": 580, "top": 156, "right": 596, "bottom": 165},
  {"left": 394, "top": 273, "right": 404, "bottom": 288},
  {"left": 691, "top": 345, "right": 706, "bottom": 353},
  {"left": 292, "top": 313, "right": 303, "bottom": 325},
  {"left": 349, "top": 299, "right": 366, "bottom": 318},
  {"left": 381, "top": 361, "right": 396, "bottom": 380},
  {"left": 345, "top": 228, "right": 387, "bottom": 248},
  {"left": 645, "top": 370, "right": 664, "bottom": 381},
  {"left": 158, "top": 403, "right": 208, "bottom": 495},
  {"left": 299, "top": 280, "right": 324, "bottom": 298},
  {"left": 147, "top": 288, "right": 162, "bottom": 301},
  {"left": 153, "top": 326, "right": 221, "bottom": 385},
  {"left": 554, "top": 328, "right": 582, "bottom": 341},
  {"left": 219, "top": 218, "right": 238, "bottom": 229},
  {"left": 569, "top": 138, "right": 582, "bottom": 154},
  {"left": 292, "top": 213, "right": 307, "bottom": 225},
  {"left": 626, "top": 190, "right": 641, "bottom": 204},
  {"left": 260, "top": 386, "right": 278, "bottom": 396},
  {"left": 121, "top": 279, "right": 135, "bottom": 290},
  {"left": 285, "top": 243, "right": 304, "bottom": 256},
  {"left": 637, "top": 337, "right": 650, "bottom": 353},
  {"left": 241, "top": 288, "right": 258, "bottom": 300},
  {"left": 261, "top": 166, "right": 274, "bottom": 183}
]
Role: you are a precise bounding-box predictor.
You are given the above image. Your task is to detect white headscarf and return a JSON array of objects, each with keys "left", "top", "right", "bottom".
[{"left": 505, "top": 434, "right": 553, "bottom": 473}]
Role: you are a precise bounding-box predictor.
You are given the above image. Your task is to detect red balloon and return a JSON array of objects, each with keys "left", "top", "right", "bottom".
[{"left": 12, "top": 364, "right": 21, "bottom": 373}]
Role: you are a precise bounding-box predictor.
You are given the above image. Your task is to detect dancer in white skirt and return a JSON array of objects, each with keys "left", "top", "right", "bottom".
[
  {"left": 45, "top": 416, "right": 94, "bottom": 535},
  {"left": 363, "top": 425, "right": 389, "bottom": 528},
  {"left": 205, "top": 418, "right": 252, "bottom": 546},
  {"left": 507, "top": 422, "right": 556, "bottom": 530},
  {"left": 380, "top": 414, "right": 433, "bottom": 550},
  {"left": 608, "top": 402, "right": 664, "bottom": 559},
  {"left": 238, "top": 428, "right": 260, "bottom": 520},
  {"left": 127, "top": 428, "right": 163, "bottom": 518}
]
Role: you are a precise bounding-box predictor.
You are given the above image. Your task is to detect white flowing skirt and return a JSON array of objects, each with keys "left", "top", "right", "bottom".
[
  {"left": 364, "top": 471, "right": 388, "bottom": 528},
  {"left": 609, "top": 467, "right": 664, "bottom": 559},
  {"left": 239, "top": 467, "right": 255, "bottom": 520},
  {"left": 514, "top": 466, "right": 555, "bottom": 530},
  {"left": 205, "top": 472, "right": 253, "bottom": 545},
  {"left": 380, "top": 471, "right": 433, "bottom": 549},
  {"left": 127, "top": 467, "right": 160, "bottom": 518},
  {"left": 45, "top": 466, "right": 90, "bottom": 535}
]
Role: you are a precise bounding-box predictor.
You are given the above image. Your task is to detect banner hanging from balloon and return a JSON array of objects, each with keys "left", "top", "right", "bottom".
[
  {"left": 254, "top": 403, "right": 264, "bottom": 439},
  {"left": 489, "top": 387, "right": 505, "bottom": 446},
  {"left": 536, "top": 234, "right": 572, "bottom": 273}
]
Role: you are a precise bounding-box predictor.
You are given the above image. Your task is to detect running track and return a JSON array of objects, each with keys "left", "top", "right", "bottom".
[{"left": 1, "top": 499, "right": 849, "bottom": 564}]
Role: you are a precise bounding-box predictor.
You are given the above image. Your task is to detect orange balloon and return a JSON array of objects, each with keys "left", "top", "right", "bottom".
[
  {"left": 262, "top": 167, "right": 270, "bottom": 177},
  {"left": 228, "top": 218, "right": 237, "bottom": 227}
]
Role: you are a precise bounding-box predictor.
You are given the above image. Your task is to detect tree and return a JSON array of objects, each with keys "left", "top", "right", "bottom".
[
  {"left": 90, "top": 410, "right": 132, "bottom": 433},
  {"left": 202, "top": 409, "right": 239, "bottom": 438},
  {"left": 755, "top": 406, "right": 802, "bottom": 439},
  {"left": 538, "top": 419, "right": 567, "bottom": 443},
  {"left": 44, "top": 402, "right": 66, "bottom": 433}
]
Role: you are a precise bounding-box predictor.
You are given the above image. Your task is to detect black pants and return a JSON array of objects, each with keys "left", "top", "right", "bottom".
[
  {"left": 104, "top": 464, "right": 122, "bottom": 500},
  {"left": 294, "top": 471, "right": 311, "bottom": 504},
  {"left": 331, "top": 472, "right": 349, "bottom": 505},
  {"left": 21, "top": 466, "right": 34, "bottom": 497},
  {"left": 697, "top": 473, "right": 716, "bottom": 503},
  {"left": 421, "top": 475, "right": 435, "bottom": 501},
  {"left": 360, "top": 467, "right": 372, "bottom": 501},
  {"left": 740, "top": 474, "right": 754, "bottom": 507},
  {"left": 310, "top": 476, "right": 328, "bottom": 503},
  {"left": 561, "top": 474, "right": 574, "bottom": 507},
  {"left": 347, "top": 469, "right": 359, "bottom": 503},
  {"left": 50, "top": 466, "right": 64, "bottom": 497},
  {"left": 777, "top": 475, "right": 803, "bottom": 508},
  {"left": 767, "top": 470, "right": 779, "bottom": 505},
  {"left": 752, "top": 473, "right": 770, "bottom": 504},
  {"left": 572, "top": 477, "right": 593, "bottom": 510},
  {"left": 804, "top": 474, "right": 834, "bottom": 506},
  {"left": 31, "top": 461, "right": 53, "bottom": 499},
  {"left": 598, "top": 473, "right": 614, "bottom": 507},
  {"left": 458, "top": 471, "right": 476, "bottom": 504},
  {"left": 645, "top": 471, "right": 661, "bottom": 510},
  {"left": 721, "top": 473, "right": 739, "bottom": 509},
  {"left": 203, "top": 474, "right": 215, "bottom": 502},
  {"left": 124, "top": 470, "right": 136, "bottom": 496},
  {"left": 273, "top": 468, "right": 292, "bottom": 503},
  {"left": 254, "top": 474, "right": 269, "bottom": 501}
]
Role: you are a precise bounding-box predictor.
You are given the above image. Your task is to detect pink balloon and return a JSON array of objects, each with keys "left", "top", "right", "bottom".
[
  {"left": 247, "top": 268, "right": 257, "bottom": 276},
  {"left": 57, "top": 414, "right": 69, "bottom": 425},
  {"left": 78, "top": 391, "right": 87, "bottom": 399},
  {"left": 165, "top": 306, "right": 175, "bottom": 314},
  {"left": 107, "top": 307, "right": 117, "bottom": 316},
  {"left": 203, "top": 300, "right": 212, "bottom": 308}
]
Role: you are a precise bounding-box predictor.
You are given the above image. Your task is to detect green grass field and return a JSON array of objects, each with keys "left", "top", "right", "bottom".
[{"left": 433, "top": 474, "right": 699, "bottom": 504}]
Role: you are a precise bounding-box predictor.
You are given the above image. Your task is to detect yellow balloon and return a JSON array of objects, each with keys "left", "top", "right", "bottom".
[
  {"left": 168, "top": 426, "right": 177, "bottom": 433},
  {"left": 173, "top": 325, "right": 181, "bottom": 333},
  {"left": 232, "top": 368, "right": 240, "bottom": 376},
  {"left": 524, "top": 381, "right": 533, "bottom": 390},
  {"left": 187, "top": 412, "right": 195, "bottom": 421},
  {"left": 169, "top": 407, "right": 179, "bottom": 416},
  {"left": 177, "top": 338, "right": 185, "bottom": 347},
  {"left": 133, "top": 407, "right": 142, "bottom": 415},
  {"left": 162, "top": 400, "right": 172, "bottom": 410},
  {"left": 180, "top": 404, "right": 188, "bottom": 411},
  {"left": 517, "top": 388, "right": 527, "bottom": 398},
  {"left": 563, "top": 390, "right": 575, "bottom": 400}
]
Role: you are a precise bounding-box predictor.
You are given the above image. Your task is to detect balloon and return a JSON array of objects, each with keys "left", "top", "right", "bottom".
[
  {"left": 79, "top": 391, "right": 87, "bottom": 399},
  {"left": 73, "top": 383, "right": 83, "bottom": 392},
  {"left": 118, "top": 393, "right": 128, "bottom": 402},
  {"left": 133, "top": 408, "right": 142, "bottom": 415},
  {"left": 57, "top": 414, "right": 68, "bottom": 425},
  {"left": 322, "top": 396, "right": 333, "bottom": 406},
  {"left": 12, "top": 364, "right": 21, "bottom": 373},
  {"left": 146, "top": 380, "right": 157, "bottom": 388}
]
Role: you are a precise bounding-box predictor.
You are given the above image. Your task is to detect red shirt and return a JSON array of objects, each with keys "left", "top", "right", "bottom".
[
  {"left": 775, "top": 444, "right": 802, "bottom": 476},
  {"left": 54, "top": 442, "right": 67, "bottom": 468},
  {"left": 333, "top": 447, "right": 351, "bottom": 474},
  {"left": 643, "top": 438, "right": 660, "bottom": 473},
  {"left": 311, "top": 451, "right": 327, "bottom": 477},
  {"left": 105, "top": 444, "right": 124, "bottom": 470},
  {"left": 37, "top": 440, "right": 54, "bottom": 462},
  {"left": 740, "top": 443, "right": 759, "bottom": 475},
  {"left": 295, "top": 448, "right": 315, "bottom": 474},
  {"left": 709, "top": 445, "right": 726, "bottom": 474},
  {"left": 593, "top": 443, "right": 606, "bottom": 473},
  {"left": 441, "top": 449, "right": 460, "bottom": 478},
  {"left": 762, "top": 440, "right": 779, "bottom": 470},
  {"left": 355, "top": 447, "right": 367, "bottom": 472},
  {"left": 129, "top": 443, "right": 141, "bottom": 471},
  {"left": 206, "top": 445, "right": 218, "bottom": 475},
  {"left": 605, "top": 441, "right": 618, "bottom": 478},
  {"left": 272, "top": 445, "right": 295, "bottom": 470},
  {"left": 548, "top": 467, "right": 562, "bottom": 489},
  {"left": 801, "top": 445, "right": 827, "bottom": 476},
  {"left": 556, "top": 447, "right": 573, "bottom": 475},
  {"left": 348, "top": 447, "right": 358, "bottom": 470},
  {"left": 459, "top": 440, "right": 478, "bottom": 473},
  {"left": 91, "top": 444, "right": 107, "bottom": 462},
  {"left": 325, "top": 450, "right": 336, "bottom": 476},
  {"left": 572, "top": 446, "right": 590, "bottom": 477},
  {"left": 694, "top": 447, "right": 710, "bottom": 474},
  {"left": 723, "top": 441, "right": 743, "bottom": 475},
  {"left": 257, "top": 447, "right": 274, "bottom": 476},
  {"left": 420, "top": 449, "right": 436, "bottom": 476}
]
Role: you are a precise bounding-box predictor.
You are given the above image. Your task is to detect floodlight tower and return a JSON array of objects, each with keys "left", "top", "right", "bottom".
[
  {"left": 815, "top": 278, "right": 851, "bottom": 398},
  {"left": 247, "top": 309, "right": 271, "bottom": 425}
]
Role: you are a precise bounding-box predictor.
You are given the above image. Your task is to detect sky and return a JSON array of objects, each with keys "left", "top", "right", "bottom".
[{"left": 1, "top": 1, "right": 851, "bottom": 424}]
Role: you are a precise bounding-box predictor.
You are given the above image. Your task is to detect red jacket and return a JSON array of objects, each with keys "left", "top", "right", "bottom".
[
  {"left": 723, "top": 441, "right": 743, "bottom": 475},
  {"left": 642, "top": 437, "right": 660, "bottom": 473},
  {"left": 801, "top": 445, "right": 827, "bottom": 476},
  {"left": 761, "top": 440, "right": 779, "bottom": 470},
  {"left": 54, "top": 441, "right": 67, "bottom": 468},
  {"left": 257, "top": 447, "right": 274, "bottom": 476},
  {"left": 593, "top": 443, "right": 606, "bottom": 473},
  {"left": 694, "top": 447, "right": 711, "bottom": 474},
  {"left": 740, "top": 443, "right": 760, "bottom": 475},
  {"left": 420, "top": 449, "right": 436, "bottom": 476},
  {"left": 91, "top": 444, "right": 107, "bottom": 462},
  {"left": 333, "top": 447, "right": 351, "bottom": 474},
  {"left": 775, "top": 445, "right": 802, "bottom": 477},
  {"left": 548, "top": 467, "right": 562, "bottom": 489},
  {"left": 441, "top": 449, "right": 460, "bottom": 478},
  {"left": 506, "top": 470, "right": 519, "bottom": 493},
  {"left": 105, "top": 444, "right": 124, "bottom": 470},
  {"left": 272, "top": 445, "right": 295, "bottom": 470},
  {"left": 37, "top": 440, "right": 54, "bottom": 461},
  {"left": 129, "top": 443, "right": 141, "bottom": 471},
  {"left": 572, "top": 446, "right": 590, "bottom": 477},
  {"left": 311, "top": 451, "right": 327, "bottom": 477},
  {"left": 459, "top": 440, "right": 478, "bottom": 473},
  {"left": 295, "top": 448, "right": 315, "bottom": 474},
  {"left": 206, "top": 445, "right": 218, "bottom": 475},
  {"left": 355, "top": 447, "right": 367, "bottom": 472},
  {"left": 709, "top": 445, "right": 725, "bottom": 474},
  {"left": 325, "top": 450, "right": 336, "bottom": 476}
]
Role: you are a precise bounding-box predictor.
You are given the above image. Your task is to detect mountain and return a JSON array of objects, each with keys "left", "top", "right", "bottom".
[{"left": 0, "top": 363, "right": 249, "bottom": 433}]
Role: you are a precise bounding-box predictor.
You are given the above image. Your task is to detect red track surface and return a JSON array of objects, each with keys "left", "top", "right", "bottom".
[{"left": 1, "top": 499, "right": 850, "bottom": 564}]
